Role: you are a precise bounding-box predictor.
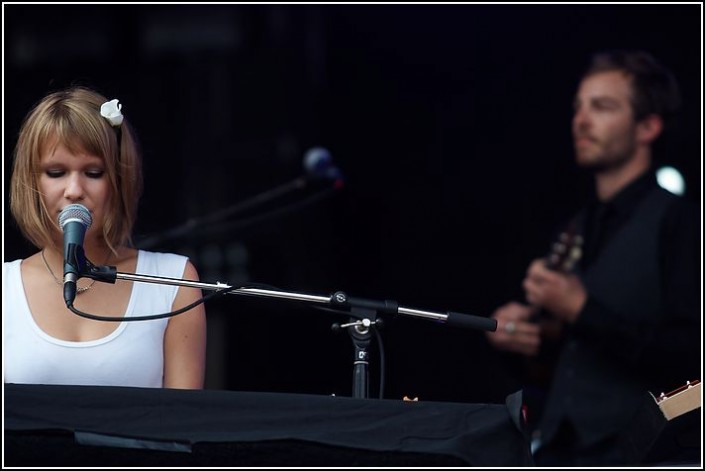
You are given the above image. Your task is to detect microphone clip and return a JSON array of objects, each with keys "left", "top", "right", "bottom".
[
  {"left": 63, "top": 243, "right": 116, "bottom": 285},
  {"left": 331, "top": 317, "right": 384, "bottom": 335},
  {"left": 63, "top": 243, "right": 87, "bottom": 280},
  {"left": 84, "top": 260, "right": 118, "bottom": 284}
]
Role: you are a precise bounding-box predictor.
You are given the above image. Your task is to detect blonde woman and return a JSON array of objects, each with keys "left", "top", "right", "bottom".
[{"left": 4, "top": 86, "right": 206, "bottom": 389}]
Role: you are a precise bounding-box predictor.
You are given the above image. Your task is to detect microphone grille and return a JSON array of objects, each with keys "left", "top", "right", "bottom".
[
  {"left": 303, "top": 147, "right": 332, "bottom": 175},
  {"left": 59, "top": 204, "right": 93, "bottom": 230}
]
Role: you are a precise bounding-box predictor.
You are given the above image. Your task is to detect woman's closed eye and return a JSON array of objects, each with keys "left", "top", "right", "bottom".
[
  {"left": 85, "top": 170, "right": 105, "bottom": 179},
  {"left": 43, "top": 169, "right": 104, "bottom": 178},
  {"left": 45, "top": 170, "right": 65, "bottom": 178}
]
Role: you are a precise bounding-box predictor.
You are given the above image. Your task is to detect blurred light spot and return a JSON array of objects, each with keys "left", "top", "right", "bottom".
[{"left": 656, "top": 166, "right": 685, "bottom": 195}]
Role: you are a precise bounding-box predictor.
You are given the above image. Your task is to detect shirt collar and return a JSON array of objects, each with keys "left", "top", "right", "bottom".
[{"left": 589, "top": 169, "right": 657, "bottom": 218}]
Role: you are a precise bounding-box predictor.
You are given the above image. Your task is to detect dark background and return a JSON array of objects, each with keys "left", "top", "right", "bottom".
[{"left": 4, "top": 4, "right": 701, "bottom": 403}]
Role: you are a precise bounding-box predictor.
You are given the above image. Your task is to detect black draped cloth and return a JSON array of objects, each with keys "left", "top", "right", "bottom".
[{"left": 4, "top": 383, "right": 534, "bottom": 467}]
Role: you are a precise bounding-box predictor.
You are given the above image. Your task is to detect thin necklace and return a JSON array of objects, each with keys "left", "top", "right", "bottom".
[{"left": 41, "top": 249, "right": 97, "bottom": 294}]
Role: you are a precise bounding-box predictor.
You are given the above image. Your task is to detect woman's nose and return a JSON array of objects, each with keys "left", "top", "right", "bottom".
[{"left": 63, "top": 173, "right": 85, "bottom": 200}]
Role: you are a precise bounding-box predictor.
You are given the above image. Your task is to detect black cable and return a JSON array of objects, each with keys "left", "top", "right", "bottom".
[
  {"left": 68, "top": 278, "right": 387, "bottom": 399},
  {"left": 66, "top": 284, "right": 242, "bottom": 322},
  {"left": 374, "top": 327, "right": 386, "bottom": 399}
]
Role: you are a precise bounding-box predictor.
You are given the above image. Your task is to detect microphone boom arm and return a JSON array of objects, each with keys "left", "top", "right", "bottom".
[
  {"left": 107, "top": 270, "right": 496, "bottom": 332},
  {"left": 136, "top": 177, "right": 307, "bottom": 249}
]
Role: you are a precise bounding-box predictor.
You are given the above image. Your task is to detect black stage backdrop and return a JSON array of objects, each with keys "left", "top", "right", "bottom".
[{"left": 3, "top": 5, "right": 701, "bottom": 403}]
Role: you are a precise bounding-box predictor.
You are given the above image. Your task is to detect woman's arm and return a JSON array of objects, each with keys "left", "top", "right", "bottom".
[{"left": 163, "top": 260, "right": 207, "bottom": 389}]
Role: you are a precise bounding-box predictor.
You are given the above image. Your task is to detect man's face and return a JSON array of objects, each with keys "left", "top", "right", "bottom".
[{"left": 572, "top": 70, "right": 639, "bottom": 171}]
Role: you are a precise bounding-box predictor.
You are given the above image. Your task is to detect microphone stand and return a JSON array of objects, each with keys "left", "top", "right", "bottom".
[
  {"left": 349, "top": 312, "right": 373, "bottom": 399},
  {"left": 332, "top": 309, "right": 383, "bottom": 399},
  {"left": 86, "top": 266, "right": 497, "bottom": 399}
]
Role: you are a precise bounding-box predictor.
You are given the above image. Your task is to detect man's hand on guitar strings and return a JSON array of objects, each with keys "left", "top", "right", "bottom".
[{"left": 523, "top": 258, "right": 587, "bottom": 323}]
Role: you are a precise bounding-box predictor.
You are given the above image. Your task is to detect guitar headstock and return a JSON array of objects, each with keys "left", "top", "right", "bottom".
[
  {"left": 655, "top": 380, "right": 701, "bottom": 421},
  {"left": 656, "top": 379, "right": 701, "bottom": 403},
  {"left": 545, "top": 230, "right": 583, "bottom": 273}
]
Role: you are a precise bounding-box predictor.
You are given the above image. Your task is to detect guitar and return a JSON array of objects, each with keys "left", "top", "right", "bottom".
[
  {"left": 543, "top": 233, "right": 700, "bottom": 422},
  {"left": 654, "top": 380, "right": 701, "bottom": 421},
  {"left": 522, "top": 229, "right": 585, "bottom": 393}
]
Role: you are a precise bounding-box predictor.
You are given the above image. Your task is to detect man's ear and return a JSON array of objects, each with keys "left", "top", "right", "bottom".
[{"left": 636, "top": 114, "right": 663, "bottom": 145}]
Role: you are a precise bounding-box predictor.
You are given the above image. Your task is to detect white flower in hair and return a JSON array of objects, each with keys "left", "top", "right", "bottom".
[{"left": 100, "top": 99, "right": 124, "bottom": 126}]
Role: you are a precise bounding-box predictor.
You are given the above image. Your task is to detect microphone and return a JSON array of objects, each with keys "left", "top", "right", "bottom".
[
  {"left": 303, "top": 147, "right": 344, "bottom": 188},
  {"left": 59, "top": 204, "right": 92, "bottom": 306}
]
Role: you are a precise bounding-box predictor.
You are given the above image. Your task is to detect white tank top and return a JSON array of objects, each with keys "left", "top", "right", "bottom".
[{"left": 3, "top": 250, "right": 187, "bottom": 388}]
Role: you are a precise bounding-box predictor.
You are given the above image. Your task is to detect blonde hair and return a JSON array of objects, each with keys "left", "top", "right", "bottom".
[{"left": 10, "top": 86, "right": 143, "bottom": 254}]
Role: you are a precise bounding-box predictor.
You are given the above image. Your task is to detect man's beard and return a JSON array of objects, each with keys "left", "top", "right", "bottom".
[{"left": 575, "top": 140, "right": 636, "bottom": 174}]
